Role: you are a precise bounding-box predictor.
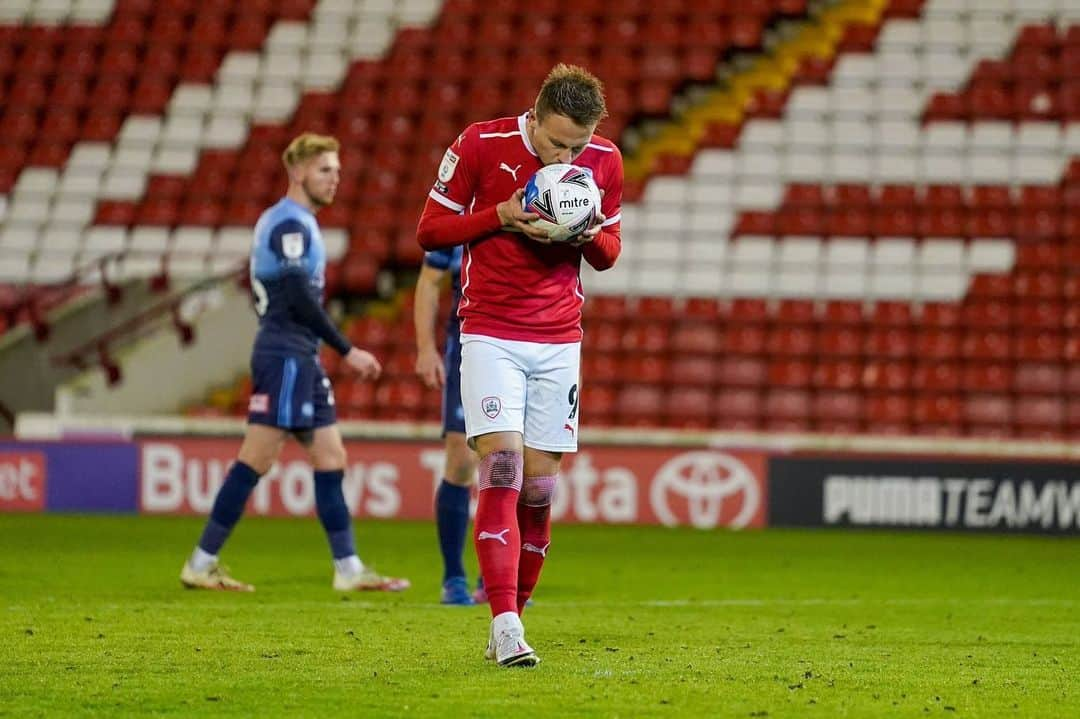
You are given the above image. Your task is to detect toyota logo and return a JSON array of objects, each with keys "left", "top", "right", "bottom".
[{"left": 650, "top": 451, "right": 760, "bottom": 529}]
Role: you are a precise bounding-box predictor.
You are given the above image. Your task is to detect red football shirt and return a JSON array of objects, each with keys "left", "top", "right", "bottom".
[{"left": 416, "top": 112, "right": 623, "bottom": 343}]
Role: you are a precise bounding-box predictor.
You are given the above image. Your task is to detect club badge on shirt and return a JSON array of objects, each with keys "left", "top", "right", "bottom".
[
  {"left": 282, "top": 232, "right": 304, "bottom": 259},
  {"left": 438, "top": 148, "right": 460, "bottom": 183},
  {"left": 481, "top": 396, "right": 502, "bottom": 419}
]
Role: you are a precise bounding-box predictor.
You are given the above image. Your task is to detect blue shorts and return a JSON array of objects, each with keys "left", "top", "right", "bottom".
[
  {"left": 247, "top": 353, "right": 336, "bottom": 431},
  {"left": 442, "top": 331, "right": 466, "bottom": 435}
]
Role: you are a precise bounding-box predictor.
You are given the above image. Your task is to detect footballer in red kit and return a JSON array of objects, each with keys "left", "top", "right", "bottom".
[{"left": 416, "top": 64, "right": 622, "bottom": 667}]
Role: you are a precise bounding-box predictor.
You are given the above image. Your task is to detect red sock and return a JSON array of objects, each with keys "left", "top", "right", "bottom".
[
  {"left": 473, "top": 451, "right": 523, "bottom": 617},
  {"left": 516, "top": 501, "right": 551, "bottom": 614}
]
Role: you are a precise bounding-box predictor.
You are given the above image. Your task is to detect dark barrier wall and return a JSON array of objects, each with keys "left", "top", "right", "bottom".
[{"left": 769, "top": 455, "right": 1080, "bottom": 535}]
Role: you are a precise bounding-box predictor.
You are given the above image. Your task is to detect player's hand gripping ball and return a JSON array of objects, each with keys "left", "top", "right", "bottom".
[{"left": 522, "top": 163, "right": 602, "bottom": 243}]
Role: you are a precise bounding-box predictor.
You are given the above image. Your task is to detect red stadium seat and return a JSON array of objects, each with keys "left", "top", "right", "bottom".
[
  {"left": 764, "top": 388, "right": 811, "bottom": 421},
  {"left": 723, "top": 325, "right": 767, "bottom": 355},
  {"left": 963, "top": 330, "right": 1011, "bottom": 361},
  {"left": 620, "top": 321, "right": 669, "bottom": 354},
  {"left": 919, "top": 302, "right": 961, "bottom": 329},
  {"left": 913, "top": 362, "right": 960, "bottom": 392},
  {"left": 964, "top": 394, "right": 1012, "bottom": 427},
  {"left": 924, "top": 184, "right": 965, "bottom": 210},
  {"left": 717, "top": 356, "right": 766, "bottom": 387},
  {"left": 1014, "top": 272, "right": 1063, "bottom": 300},
  {"left": 961, "top": 362, "right": 1013, "bottom": 393},
  {"left": 714, "top": 388, "right": 762, "bottom": 424},
  {"left": 581, "top": 353, "right": 621, "bottom": 385},
  {"left": 774, "top": 299, "right": 816, "bottom": 325},
  {"left": 868, "top": 300, "right": 913, "bottom": 327},
  {"left": 767, "top": 359, "right": 813, "bottom": 388},
  {"left": 669, "top": 355, "right": 718, "bottom": 386},
  {"left": 970, "top": 185, "right": 1012, "bottom": 210},
  {"left": 862, "top": 360, "right": 912, "bottom": 391},
  {"left": 616, "top": 385, "right": 665, "bottom": 426},
  {"left": 817, "top": 326, "right": 863, "bottom": 357},
  {"left": 1014, "top": 395, "right": 1065, "bottom": 430},
  {"left": 682, "top": 297, "right": 722, "bottom": 321},
  {"left": 1013, "top": 332, "right": 1064, "bottom": 362},
  {"left": 914, "top": 331, "right": 960, "bottom": 360},
  {"left": 622, "top": 355, "right": 670, "bottom": 384},
  {"left": 913, "top": 394, "right": 962, "bottom": 426},
  {"left": 864, "top": 327, "right": 913, "bottom": 359},
  {"left": 961, "top": 300, "right": 1011, "bottom": 328},
  {"left": 815, "top": 359, "right": 862, "bottom": 389},
  {"left": 968, "top": 274, "right": 1013, "bottom": 299},
  {"left": 636, "top": 296, "right": 677, "bottom": 320},
  {"left": 767, "top": 325, "right": 816, "bottom": 356},
  {"left": 581, "top": 385, "right": 617, "bottom": 425},
  {"left": 664, "top": 387, "right": 712, "bottom": 429},
  {"left": 586, "top": 320, "right": 623, "bottom": 353},
  {"left": 1013, "top": 362, "right": 1064, "bottom": 394},
  {"left": 583, "top": 296, "right": 629, "bottom": 322},
  {"left": 728, "top": 298, "right": 770, "bottom": 323},
  {"left": 813, "top": 391, "right": 863, "bottom": 422},
  {"left": 967, "top": 208, "right": 1011, "bottom": 237},
  {"left": 822, "top": 300, "right": 865, "bottom": 326}
]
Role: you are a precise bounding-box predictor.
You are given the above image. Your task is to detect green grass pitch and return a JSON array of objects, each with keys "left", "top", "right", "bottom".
[{"left": 2, "top": 514, "right": 1079, "bottom": 718}]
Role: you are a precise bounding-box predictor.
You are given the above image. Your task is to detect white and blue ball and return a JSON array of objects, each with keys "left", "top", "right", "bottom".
[{"left": 522, "top": 163, "right": 601, "bottom": 243}]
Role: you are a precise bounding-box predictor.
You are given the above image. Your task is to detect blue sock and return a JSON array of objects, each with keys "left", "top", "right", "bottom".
[
  {"left": 314, "top": 469, "right": 355, "bottom": 560},
  {"left": 198, "top": 461, "right": 260, "bottom": 555},
  {"left": 435, "top": 479, "right": 470, "bottom": 582}
]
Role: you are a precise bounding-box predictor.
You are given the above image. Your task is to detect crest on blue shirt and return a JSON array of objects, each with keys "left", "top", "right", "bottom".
[{"left": 282, "top": 232, "right": 304, "bottom": 259}]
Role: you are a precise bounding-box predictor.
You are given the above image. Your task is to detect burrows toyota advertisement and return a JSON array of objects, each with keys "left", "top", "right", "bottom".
[
  {"left": 10, "top": 436, "right": 1080, "bottom": 535},
  {"left": 138, "top": 439, "right": 768, "bottom": 529}
]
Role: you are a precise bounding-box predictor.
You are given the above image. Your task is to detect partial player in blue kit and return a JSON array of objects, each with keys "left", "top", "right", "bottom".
[
  {"left": 413, "top": 245, "right": 483, "bottom": 605},
  {"left": 180, "top": 133, "right": 409, "bottom": 593}
]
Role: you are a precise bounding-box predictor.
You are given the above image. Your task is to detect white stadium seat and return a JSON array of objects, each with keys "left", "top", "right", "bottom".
[
  {"left": 824, "top": 238, "right": 869, "bottom": 270},
  {"left": 129, "top": 227, "right": 171, "bottom": 255},
  {"left": 217, "top": 54, "right": 261, "bottom": 83},
  {"left": 216, "top": 228, "right": 253, "bottom": 258},
  {"left": 872, "top": 238, "right": 916, "bottom": 268},
  {"left": 151, "top": 147, "right": 199, "bottom": 175},
  {"left": 918, "top": 239, "right": 966, "bottom": 268},
  {"left": 117, "top": 116, "right": 162, "bottom": 147},
  {"left": 172, "top": 227, "right": 215, "bottom": 254},
  {"left": 100, "top": 168, "right": 147, "bottom": 200}
]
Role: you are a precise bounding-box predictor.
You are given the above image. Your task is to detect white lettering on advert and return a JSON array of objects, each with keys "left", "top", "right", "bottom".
[
  {"left": 823, "top": 475, "right": 1080, "bottom": 530},
  {"left": 141, "top": 442, "right": 401, "bottom": 517},
  {"left": 0, "top": 457, "right": 39, "bottom": 501}
]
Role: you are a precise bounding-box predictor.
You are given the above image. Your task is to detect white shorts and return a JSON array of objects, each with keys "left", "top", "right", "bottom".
[{"left": 459, "top": 333, "right": 581, "bottom": 453}]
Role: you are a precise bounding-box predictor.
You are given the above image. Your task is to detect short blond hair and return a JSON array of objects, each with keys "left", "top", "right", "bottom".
[
  {"left": 282, "top": 133, "right": 340, "bottom": 168},
  {"left": 535, "top": 64, "right": 607, "bottom": 127}
]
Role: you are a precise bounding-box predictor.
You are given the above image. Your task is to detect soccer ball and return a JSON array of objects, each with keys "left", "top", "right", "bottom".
[{"left": 522, "top": 163, "right": 601, "bottom": 243}]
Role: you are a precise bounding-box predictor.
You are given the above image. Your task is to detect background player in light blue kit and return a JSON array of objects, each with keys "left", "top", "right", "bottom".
[
  {"left": 180, "top": 133, "right": 409, "bottom": 593},
  {"left": 413, "top": 245, "right": 482, "bottom": 604}
]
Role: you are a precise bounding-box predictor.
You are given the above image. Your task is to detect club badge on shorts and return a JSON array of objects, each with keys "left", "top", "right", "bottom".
[{"left": 481, "top": 396, "right": 502, "bottom": 419}]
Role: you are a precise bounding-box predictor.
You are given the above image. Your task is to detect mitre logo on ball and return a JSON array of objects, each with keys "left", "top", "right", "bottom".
[{"left": 522, "top": 163, "right": 602, "bottom": 243}]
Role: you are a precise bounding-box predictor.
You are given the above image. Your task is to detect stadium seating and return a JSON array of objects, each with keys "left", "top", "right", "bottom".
[{"left": 1, "top": 0, "right": 1078, "bottom": 440}]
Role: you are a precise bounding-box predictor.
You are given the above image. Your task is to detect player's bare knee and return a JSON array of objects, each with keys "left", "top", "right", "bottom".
[
  {"left": 447, "top": 462, "right": 477, "bottom": 487},
  {"left": 237, "top": 449, "right": 275, "bottom": 476},
  {"left": 520, "top": 474, "right": 557, "bottom": 506},
  {"left": 311, "top": 446, "right": 347, "bottom": 472},
  {"left": 446, "top": 454, "right": 479, "bottom": 487},
  {"left": 478, "top": 449, "right": 523, "bottom": 491}
]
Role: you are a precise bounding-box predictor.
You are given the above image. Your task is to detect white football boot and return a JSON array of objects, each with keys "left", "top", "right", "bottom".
[
  {"left": 180, "top": 560, "right": 254, "bottom": 592},
  {"left": 332, "top": 567, "right": 410, "bottom": 592},
  {"left": 489, "top": 611, "right": 539, "bottom": 667}
]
